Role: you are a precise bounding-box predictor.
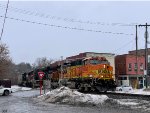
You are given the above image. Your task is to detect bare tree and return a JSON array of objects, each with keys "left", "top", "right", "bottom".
[
  {"left": 0, "top": 43, "right": 33, "bottom": 84},
  {"left": 0, "top": 43, "right": 11, "bottom": 79},
  {"left": 16, "top": 62, "right": 32, "bottom": 74},
  {"left": 33, "top": 57, "right": 54, "bottom": 68}
]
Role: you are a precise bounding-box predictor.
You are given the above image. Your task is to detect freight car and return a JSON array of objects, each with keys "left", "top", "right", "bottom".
[{"left": 21, "top": 68, "right": 50, "bottom": 88}]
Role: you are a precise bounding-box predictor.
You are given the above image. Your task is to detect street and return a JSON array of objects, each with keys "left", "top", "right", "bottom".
[{"left": 0, "top": 90, "right": 149, "bottom": 113}]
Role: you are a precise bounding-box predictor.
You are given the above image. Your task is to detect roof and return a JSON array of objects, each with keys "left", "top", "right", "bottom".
[
  {"left": 115, "top": 54, "right": 145, "bottom": 58},
  {"left": 129, "top": 48, "right": 150, "bottom": 52},
  {"left": 82, "top": 52, "right": 115, "bottom": 56}
]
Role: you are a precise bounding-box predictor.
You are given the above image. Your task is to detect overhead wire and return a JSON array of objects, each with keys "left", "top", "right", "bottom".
[
  {"left": 0, "top": 3, "right": 138, "bottom": 57},
  {"left": 111, "top": 39, "right": 135, "bottom": 53},
  {"left": 0, "top": 3, "right": 138, "bottom": 27},
  {"left": 0, "top": 15, "right": 134, "bottom": 36}
]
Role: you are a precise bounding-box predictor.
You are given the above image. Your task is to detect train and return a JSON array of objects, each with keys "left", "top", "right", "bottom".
[{"left": 21, "top": 56, "right": 116, "bottom": 92}]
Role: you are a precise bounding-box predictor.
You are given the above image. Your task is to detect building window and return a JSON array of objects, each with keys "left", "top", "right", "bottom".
[
  {"left": 128, "top": 63, "right": 132, "bottom": 71},
  {"left": 140, "top": 63, "right": 144, "bottom": 71},
  {"left": 134, "top": 63, "right": 138, "bottom": 71},
  {"left": 122, "top": 77, "right": 127, "bottom": 80},
  {"left": 118, "top": 77, "right": 127, "bottom": 80}
]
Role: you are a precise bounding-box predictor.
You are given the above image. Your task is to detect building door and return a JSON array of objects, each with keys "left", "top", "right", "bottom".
[
  {"left": 129, "top": 77, "right": 138, "bottom": 89},
  {"left": 138, "top": 77, "right": 143, "bottom": 88}
]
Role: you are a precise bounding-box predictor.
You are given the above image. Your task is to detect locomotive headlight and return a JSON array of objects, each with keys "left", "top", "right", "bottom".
[
  {"left": 89, "top": 75, "right": 93, "bottom": 77},
  {"left": 104, "top": 65, "right": 106, "bottom": 68}
]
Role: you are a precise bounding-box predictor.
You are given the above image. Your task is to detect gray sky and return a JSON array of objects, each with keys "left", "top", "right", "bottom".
[{"left": 0, "top": 1, "right": 149, "bottom": 64}]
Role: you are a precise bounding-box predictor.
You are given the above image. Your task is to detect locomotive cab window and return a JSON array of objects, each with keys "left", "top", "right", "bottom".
[
  {"left": 90, "top": 60, "right": 99, "bottom": 64},
  {"left": 71, "top": 60, "right": 83, "bottom": 66}
]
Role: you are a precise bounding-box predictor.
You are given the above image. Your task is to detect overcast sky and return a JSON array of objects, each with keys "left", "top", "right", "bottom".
[{"left": 0, "top": 0, "right": 149, "bottom": 64}]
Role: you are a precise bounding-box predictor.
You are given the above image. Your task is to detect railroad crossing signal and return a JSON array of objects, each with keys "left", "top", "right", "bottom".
[
  {"left": 38, "top": 71, "right": 45, "bottom": 96},
  {"left": 38, "top": 72, "right": 45, "bottom": 79}
]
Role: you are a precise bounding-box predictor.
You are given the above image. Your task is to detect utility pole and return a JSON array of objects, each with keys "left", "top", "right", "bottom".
[
  {"left": 136, "top": 25, "right": 138, "bottom": 64},
  {"left": 139, "top": 23, "right": 149, "bottom": 88},
  {"left": 136, "top": 25, "right": 138, "bottom": 88}
]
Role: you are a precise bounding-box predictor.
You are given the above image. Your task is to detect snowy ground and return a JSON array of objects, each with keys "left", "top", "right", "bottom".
[
  {"left": 115, "top": 88, "right": 150, "bottom": 95},
  {"left": 36, "top": 86, "right": 150, "bottom": 111},
  {"left": 9, "top": 86, "right": 150, "bottom": 112},
  {"left": 132, "top": 89, "right": 150, "bottom": 95},
  {"left": 11, "top": 85, "right": 32, "bottom": 93},
  {"left": 0, "top": 86, "right": 149, "bottom": 112},
  {"left": 0, "top": 89, "right": 144, "bottom": 113}
]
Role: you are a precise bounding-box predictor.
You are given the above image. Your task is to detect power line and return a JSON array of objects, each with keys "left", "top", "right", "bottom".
[
  {"left": 112, "top": 39, "right": 135, "bottom": 53},
  {"left": 0, "top": 3, "right": 138, "bottom": 27},
  {"left": 0, "top": 0, "right": 9, "bottom": 40},
  {"left": 0, "top": 15, "right": 134, "bottom": 36}
]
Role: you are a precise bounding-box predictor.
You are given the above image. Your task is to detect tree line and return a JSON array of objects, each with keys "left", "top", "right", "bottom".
[{"left": 0, "top": 42, "right": 54, "bottom": 85}]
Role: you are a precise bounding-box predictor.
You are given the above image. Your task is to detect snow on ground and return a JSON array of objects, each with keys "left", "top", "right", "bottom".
[
  {"left": 131, "top": 89, "right": 150, "bottom": 95},
  {"left": 36, "top": 87, "right": 142, "bottom": 107},
  {"left": 11, "top": 85, "right": 32, "bottom": 92},
  {"left": 10, "top": 85, "right": 149, "bottom": 107},
  {"left": 114, "top": 99, "right": 139, "bottom": 106},
  {"left": 37, "top": 86, "right": 108, "bottom": 105},
  {"left": 115, "top": 88, "right": 150, "bottom": 95}
]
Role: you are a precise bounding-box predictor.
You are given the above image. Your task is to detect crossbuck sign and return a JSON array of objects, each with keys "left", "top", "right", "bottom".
[{"left": 38, "top": 72, "right": 45, "bottom": 79}]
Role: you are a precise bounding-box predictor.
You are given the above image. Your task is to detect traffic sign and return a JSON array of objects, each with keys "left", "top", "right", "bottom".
[{"left": 38, "top": 72, "right": 45, "bottom": 79}]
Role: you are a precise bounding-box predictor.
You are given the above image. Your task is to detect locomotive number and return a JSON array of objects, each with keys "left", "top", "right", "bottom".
[{"left": 98, "top": 69, "right": 112, "bottom": 74}]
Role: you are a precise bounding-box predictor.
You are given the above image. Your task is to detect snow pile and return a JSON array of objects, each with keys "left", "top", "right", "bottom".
[
  {"left": 11, "top": 85, "right": 32, "bottom": 92},
  {"left": 37, "top": 86, "right": 108, "bottom": 105}
]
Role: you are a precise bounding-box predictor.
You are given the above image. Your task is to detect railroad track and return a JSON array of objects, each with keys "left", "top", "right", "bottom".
[
  {"left": 84, "top": 91, "right": 150, "bottom": 100},
  {"left": 103, "top": 92, "right": 150, "bottom": 100}
]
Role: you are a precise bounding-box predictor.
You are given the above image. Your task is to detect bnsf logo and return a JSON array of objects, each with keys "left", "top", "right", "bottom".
[{"left": 98, "top": 69, "right": 112, "bottom": 74}]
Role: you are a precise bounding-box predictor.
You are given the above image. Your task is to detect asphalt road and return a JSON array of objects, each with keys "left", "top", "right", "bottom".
[{"left": 0, "top": 90, "right": 148, "bottom": 113}]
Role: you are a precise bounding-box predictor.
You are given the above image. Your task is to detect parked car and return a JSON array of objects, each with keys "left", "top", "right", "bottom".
[
  {"left": 0, "top": 86, "right": 12, "bottom": 96},
  {"left": 116, "top": 86, "right": 133, "bottom": 92}
]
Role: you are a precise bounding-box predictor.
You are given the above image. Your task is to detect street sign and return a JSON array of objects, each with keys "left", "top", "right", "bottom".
[
  {"left": 38, "top": 71, "right": 45, "bottom": 96},
  {"left": 38, "top": 72, "right": 45, "bottom": 79}
]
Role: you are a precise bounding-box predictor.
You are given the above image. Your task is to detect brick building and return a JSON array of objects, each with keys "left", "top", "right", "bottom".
[
  {"left": 129, "top": 48, "right": 150, "bottom": 56},
  {"left": 115, "top": 54, "right": 145, "bottom": 88},
  {"left": 129, "top": 48, "right": 150, "bottom": 63}
]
